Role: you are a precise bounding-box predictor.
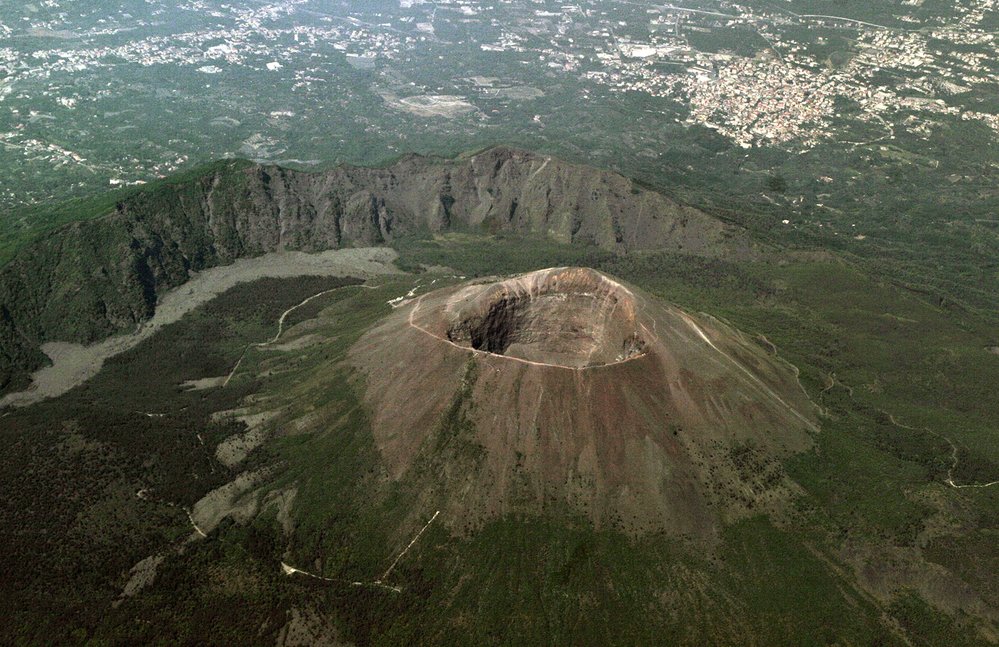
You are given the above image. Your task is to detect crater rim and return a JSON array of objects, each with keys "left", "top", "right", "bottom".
[{"left": 442, "top": 267, "right": 648, "bottom": 369}]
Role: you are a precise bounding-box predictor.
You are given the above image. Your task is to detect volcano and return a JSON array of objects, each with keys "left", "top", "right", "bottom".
[{"left": 350, "top": 268, "right": 819, "bottom": 538}]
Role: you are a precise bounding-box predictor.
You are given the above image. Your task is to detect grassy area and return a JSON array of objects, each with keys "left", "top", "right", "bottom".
[
  {"left": 0, "top": 159, "right": 251, "bottom": 267},
  {"left": 0, "top": 273, "right": 365, "bottom": 643},
  {"left": 1, "top": 232, "right": 997, "bottom": 644},
  {"left": 391, "top": 233, "right": 999, "bottom": 575}
]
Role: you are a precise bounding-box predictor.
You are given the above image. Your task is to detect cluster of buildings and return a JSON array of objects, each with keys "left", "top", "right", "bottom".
[
  {"left": 0, "top": 0, "right": 997, "bottom": 204},
  {"left": 576, "top": 0, "right": 998, "bottom": 150},
  {"left": 681, "top": 58, "right": 838, "bottom": 148},
  {"left": 0, "top": 0, "right": 423, "bottom": 187}
]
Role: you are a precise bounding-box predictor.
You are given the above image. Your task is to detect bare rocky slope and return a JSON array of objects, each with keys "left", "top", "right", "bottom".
[
  {"left": 0, "top": 147, "right": 754, "bottom": 393},
  {"left": 349, "top": 268, "right": 818, "bottom": 538}
]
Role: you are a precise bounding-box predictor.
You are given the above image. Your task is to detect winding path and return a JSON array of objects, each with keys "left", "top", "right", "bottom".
[
  {"left": 223, "top": 283, "right": 378, "bottom": 386},
  {"left": 279, "top": 510, "right": 441, "bottom": 594},
  {"left": 882, "top": 411, "right": 999, "bottom": 490},
  {"left": 820, "top": 376, "right": 998, "bottom": 490},
  {"left": 1, "top": 248, "right": 398, "bottom": 408}
]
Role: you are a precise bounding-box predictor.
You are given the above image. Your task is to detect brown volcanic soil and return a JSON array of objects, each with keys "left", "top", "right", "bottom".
[{"left": 349, "top": 268, "right": 819, "bottom": 538}]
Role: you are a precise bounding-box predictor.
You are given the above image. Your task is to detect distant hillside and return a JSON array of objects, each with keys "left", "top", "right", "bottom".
[{"left": 0, "top": 146, "right": 755, "bottom": 393}]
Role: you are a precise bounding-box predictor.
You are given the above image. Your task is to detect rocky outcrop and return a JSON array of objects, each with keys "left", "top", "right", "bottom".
[{"left": 0, "top": 147, "right": 754, "bottom": 393}]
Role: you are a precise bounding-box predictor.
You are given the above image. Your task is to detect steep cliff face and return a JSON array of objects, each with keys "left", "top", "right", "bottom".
[
  {"left": 0, "top": 147, "right": 754, "bottom": 393},
  {"left": 247, "top": 148, "right": 747, "bottom": 255}
]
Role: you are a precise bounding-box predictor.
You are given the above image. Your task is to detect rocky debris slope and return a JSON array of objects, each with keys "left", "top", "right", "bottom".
[
  {"left": 349, "top": 268, "right": 818, "bottom": 538},
  {"left": 0, "top": 147, "right": 753, "bottom": 394}
]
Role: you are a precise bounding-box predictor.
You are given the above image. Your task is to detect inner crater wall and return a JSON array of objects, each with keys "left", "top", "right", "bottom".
[{"left": 443, "top": 267, "right": 646, "bottom": 368}]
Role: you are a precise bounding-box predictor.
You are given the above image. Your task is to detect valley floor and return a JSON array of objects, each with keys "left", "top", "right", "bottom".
[{"left": 1, "top": 247, "right": 399, "bottom": 408}]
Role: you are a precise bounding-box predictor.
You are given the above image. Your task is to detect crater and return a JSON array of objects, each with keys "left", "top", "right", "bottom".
[
  {"left": 444, "top": 268, "right": 647, "bottom": 368},
  {"left": 350, "top": 265, "right": 820, "bottom": 536}
]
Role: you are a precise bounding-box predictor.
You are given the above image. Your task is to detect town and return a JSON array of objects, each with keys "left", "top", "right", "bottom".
[{"left": 0, "top": 0, "right": 997, "bottom": 207}]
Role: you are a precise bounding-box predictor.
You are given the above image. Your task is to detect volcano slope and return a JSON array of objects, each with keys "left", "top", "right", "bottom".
[
  {"left": 350, "top": 267, "right": 818, "bottom": 538},
  {"left": 4, "top": 253, "right": 999, "bottom": 645}
]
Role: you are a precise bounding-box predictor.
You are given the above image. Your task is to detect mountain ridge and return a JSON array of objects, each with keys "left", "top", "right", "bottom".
[{"left": 0, "top": 146, "right": 756, "bottom": 393}]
